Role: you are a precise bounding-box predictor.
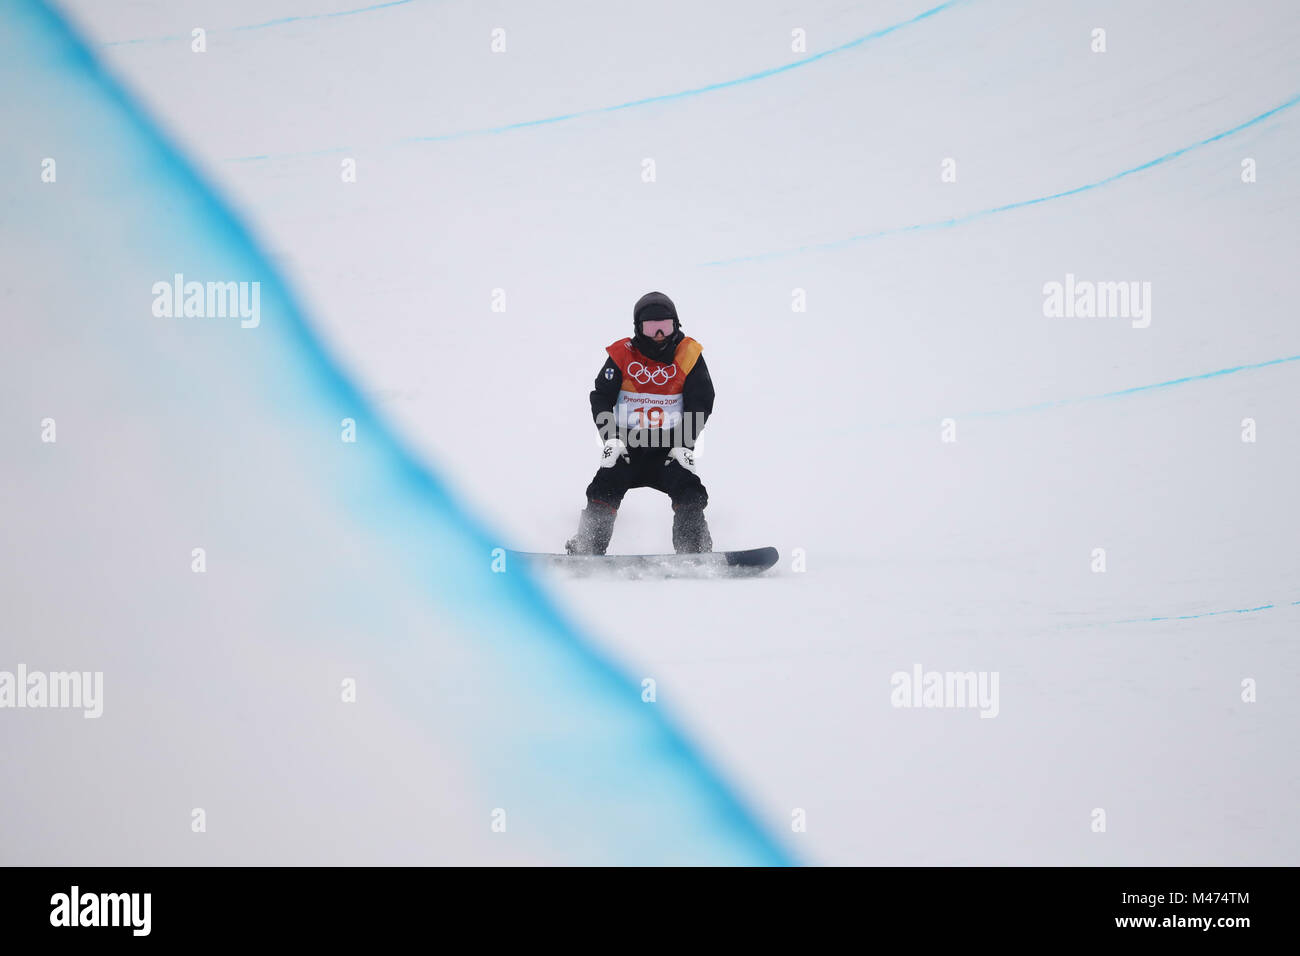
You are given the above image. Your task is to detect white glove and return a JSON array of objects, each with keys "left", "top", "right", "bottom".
[
  {"left": 600, "top": 438, "right": 629, "bottom": 468},
  {"left": 667, "top": 446, "right": 697, "bottom": 474}
]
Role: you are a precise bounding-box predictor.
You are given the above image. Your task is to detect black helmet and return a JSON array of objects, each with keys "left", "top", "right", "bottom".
[{"left": 633, "top": 291, "right": 679, "bottom": 334}]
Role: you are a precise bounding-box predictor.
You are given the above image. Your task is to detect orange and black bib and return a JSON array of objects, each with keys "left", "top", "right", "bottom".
[{"left": 606, "top": 336, "right": 703, "bottom": 431}]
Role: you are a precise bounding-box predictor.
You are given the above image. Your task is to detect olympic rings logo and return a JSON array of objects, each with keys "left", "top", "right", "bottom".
[{"left": 626, "top": 361, "right": 677, "bottom": 386}]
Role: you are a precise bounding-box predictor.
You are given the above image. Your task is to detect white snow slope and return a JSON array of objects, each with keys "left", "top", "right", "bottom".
[{"left": 22, "top": 0, "right": 1300, "bottom": 863}]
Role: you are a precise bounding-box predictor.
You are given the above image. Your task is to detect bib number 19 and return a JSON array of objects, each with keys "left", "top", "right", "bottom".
[{"left": 632, "top": 407, "right": 666, "bottom": 429}]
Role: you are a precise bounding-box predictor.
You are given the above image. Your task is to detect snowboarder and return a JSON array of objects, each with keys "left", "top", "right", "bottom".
[{"left": 566, "top": 291, "right": 716, "bottom": 555}]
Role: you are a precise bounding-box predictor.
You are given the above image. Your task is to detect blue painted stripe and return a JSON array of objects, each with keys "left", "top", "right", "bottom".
[
  {"left": 412, "top": 0, "right": 966, "bottom": 140},
  {"left": 1056, "top": 598, "right": 1299, "bottom": 631},
  {"left": 869, "top": 352, "right": 1300, "bottom": 430},
  {"left": 103, "top": 0, "right": 418, "bottom": 46},
  {"left": 31, "top": 0, "right": 792, "bottom": 865},
  {"left": 962, "top": 353, "right": 1300, "bottom": 421},
  {"left": 233, "top": 0, "right": 416, "bottom": 31},
  {"left": 226, "top": 0, "right": 970, "bottom": 161},
  {"left": 1113, "top": 603, "right": 1277, "bottom": 625},
  {"left": 704, "top": 91, "right": 1300, "bottom": 266}
]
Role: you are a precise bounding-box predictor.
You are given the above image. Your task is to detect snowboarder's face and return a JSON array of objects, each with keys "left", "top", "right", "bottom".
[{"left": 641, "top": 318, "right": 674, "bottom": 341}]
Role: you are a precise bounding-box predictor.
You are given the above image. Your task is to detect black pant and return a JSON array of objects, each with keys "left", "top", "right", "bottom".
[{"left": 585, "top": 445, "right": 708, "bottom": 511}]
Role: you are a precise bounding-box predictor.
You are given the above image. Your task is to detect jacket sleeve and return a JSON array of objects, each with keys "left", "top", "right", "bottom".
[
  {"left": 590, "top": 356, "right": 621, "bottom": 437},
  {"left": 675, "top": 355, "right": 715, "bottom": 448}
]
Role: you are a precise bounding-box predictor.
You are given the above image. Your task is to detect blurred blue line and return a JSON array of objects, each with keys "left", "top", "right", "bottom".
[
  {"left": 34, "top": 0, "right": 792, "bottom": 866},
  {"left": 234, "top": 0, "right": 415, "bottom": 31},
  {"left": 967, "top": 353, "right": 1300, "bottom": 420},
  {"left": 410, "top": 0, "right": 966, "bottom": 142},
  {"left": 1113, "top": 603, "right": 1277, "bottom": 625},
  {"left": 869, "top": 352, "right": 1300, "bottom": 431},
  {"left": 103, "top": 0, "right": 418, "bottom": 46},
  {"left": 1056, "top": 598, "right": 1298, "bottom": 631},
  {"left": 704, "top": 91, "right": 1300, "bottom": 266},
  {"left": 227, "top": 0, "right": 970, "bottom": 161}
]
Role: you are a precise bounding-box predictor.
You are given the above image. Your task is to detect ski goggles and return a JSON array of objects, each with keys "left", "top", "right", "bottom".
[{"left": 640, "top": 318, "right": 675, "bottom": 337}]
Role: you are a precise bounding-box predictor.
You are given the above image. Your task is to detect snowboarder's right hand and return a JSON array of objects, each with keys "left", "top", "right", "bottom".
[{"left": 599, "top": 438, "right": 629, "bottom": 468}]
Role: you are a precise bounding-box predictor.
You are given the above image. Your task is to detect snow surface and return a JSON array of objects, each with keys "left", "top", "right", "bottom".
[{"left": 11, "top": 0, "right": 1300, "bottom": 863}]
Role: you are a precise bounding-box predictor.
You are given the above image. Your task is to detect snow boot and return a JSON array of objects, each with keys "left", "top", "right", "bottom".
[
  {"left": 671, "top": 504, "right": 713, "bottom": 554},
  {"left": 566, "top": 500, "right": 617, "bottom": 555}
]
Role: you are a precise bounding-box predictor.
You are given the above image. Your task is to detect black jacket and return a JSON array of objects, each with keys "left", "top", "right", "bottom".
[{"left": 589, "top": 339, "right": 715, "bottom": 449}]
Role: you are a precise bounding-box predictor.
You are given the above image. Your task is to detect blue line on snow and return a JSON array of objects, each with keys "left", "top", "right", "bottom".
[
  {"left": 703, "top": 91, "right": 1300, "bottom": 266},
  {"left": 1113, "top": 604, "right": 1277, "bottom": 625},
  {"left": 225, "top": 0, "right": 970, "bottom": 161},
  {"left": 103, "top": 0, "right": 417, "bottom": 46},
  {"left": 869, "top": 352, "right": 1300, "bottom": 430},
  {"left": 411, "top": 0, "right": 965, "bottom": 141},
  {"left": 33, "top": 0, "right": 791, "bottom": 865},
  {"left": 233, "top": 0, "right": 415, "bottom": 31},
  {"left": 1056, "top": 599, "right": 1300, "bottom": 631},
  {"left": 965, "top": 354, "right": 1300, "bottom": 420}
]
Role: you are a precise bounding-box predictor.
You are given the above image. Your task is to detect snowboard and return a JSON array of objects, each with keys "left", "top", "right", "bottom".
[{"left": 507, "top": 546, "right": 779, "bottom": 578}]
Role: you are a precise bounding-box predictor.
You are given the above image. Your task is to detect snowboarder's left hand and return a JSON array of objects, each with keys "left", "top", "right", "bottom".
[{"left": 667, "top": 446, "right": 697, "bottom": 474}]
